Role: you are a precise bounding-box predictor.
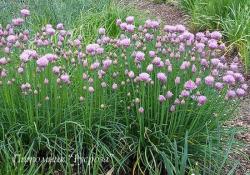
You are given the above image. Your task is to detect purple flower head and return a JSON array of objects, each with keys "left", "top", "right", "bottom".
[
  {"left": 128, "top": 71, "right": 135, "bottom": 78},
  {"left": 215, "top": 82, "right": 224, "bottom": 90},
  {"left": 197, "top": 96, "right": 207, "bottom": 105},
  {"left": 158, "top": 95, "right": 166, "bottom": 102},
  {"left": 135, "top": 51, "right": 145, "bottom": 62},
  {"left": 7, "top": 35, "right": 17, "bottom": 43},
  {"left": 138, "top": 107, "right": 144, "bottom": 113},
  {"left": 157, "top": 72, "right": 167, "bottom": 82},
  {"left": 60, "top": 74, "right": 70, "bottom": 84},
  {"left": 146, "top": 64, "right": 153, "bottom": 72},
  {"left": 236, "top": 88, "right": 245, "bottom": 97},
  {"left": 184, "top": 80, "right": 197, "bottom": 90},
  {"left": 170, "top": 105, "right": 176, "bottom": 112},
  {"left": 12, "top": 18, "right": 24, "bottom": 26},
  {"left": 211, "top": 58, "right": 220, "bottom": 66},
  {"left": 98, "top": 28, "right": 106, "bottom": 35},
  {"left": 175, "top": 77, "right": 181, "bottom": 85},
  {"left": 165, "top": 91, "right": 173, "bottom": 99},
  {"left": 181, "top": 90, "right": 190, "bottom": 97},
  {"left": 89, "top": 86, "right": 94, "bottom": 93},
  {"left": 21, "top": 9, "right": 30, "bottom": 17},
  {"left": 241, "top": 84, "right": 248, "bottom": 90},
  {"left": 223, "top": 75, "right": 235, "bottom": 85},
  {"left": 52, "top": 66, "right": 60, "bottom": 74},
  {"left": 102, "top": 59, "right": 112, "bottom": 69},
  {"left": 45, "top": 26, "right": 56, "bottom": 35},
  {"left": 126, "top": 24, "right": 135, "bottom": 33},
  {"left": 118, "top": 38, "right": 131, "bottom": 47},
  {"left": 126, "top": 16, "right": 134, "bottom": 24},
  {"left": 138, "top": 72, "right": 151, "bottom": 82},
  {"left": 205, "top": 76, "right": 214, "bottom": 86},
  {"left": 208, "top": 39, "right": 218, "bottom": 49},
  {"left": 145, "top": 19, "right": 159, "bottom": 29},
  {"left": 226, "top": 90, "right": 236, "bottom": 98},
  {"left": 149, "top": 51, "right": 156, "bottom": 58},
  {"left": 210, "top": 31, "right": 222, "bottom": 40},
  {"left": 0, "top": 57, "right": 7, "bottom": 65},
  {"left": 18, "top": 67, "right": 24, "bottom": 74},
  {"left": 152, "top": 57, "right": 161, "bottom": 65},
  {"left": 36, "top": 56, "right": 49, "bottom": 67},
  {"left": 56, "top": 23, "right": 64, "bottom": 30}
]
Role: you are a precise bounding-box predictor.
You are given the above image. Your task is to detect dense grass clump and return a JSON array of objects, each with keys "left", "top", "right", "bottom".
[{"left": 0, "top": 8, "right": 247, "bottom": 174}]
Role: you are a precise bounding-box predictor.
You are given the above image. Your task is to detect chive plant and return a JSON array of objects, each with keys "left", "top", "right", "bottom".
[{"left": 0, "top": 9, "right": 247, "bottom": 174}]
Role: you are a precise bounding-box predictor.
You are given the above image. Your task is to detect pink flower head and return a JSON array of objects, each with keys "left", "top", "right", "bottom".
[
  {"left": 145, "top": 19, "right": 159, "bottom": 29},
  {"left": 7, "top": 35, "right": 17, "bottom": 43},
  {"left": 149, "top": 51, "right": 156, "bottom": 58},
  {"left": 226, "top": 90, "right": 236, "bottom": 98},
  {"left": 102, "top": 59, "right": 112, "bottom": 69},
  {"left": 56, "top": 23, "right": 64, "bottom": 30},
  {"left": 165, "top": 91, "right": 173, "bottom": 99},
  {"left": 138, "top": 107, "right": 144, "bottom": 113},
  {"left": 60, "top": 74, "right": 70, "bottom": 84},
  {"left": 0, "top": 57, "right": 7, "bottom": 65},
  {"left": 211, "top": 58, "right": 220, "bottom": 66},
  {"left": 223, "top": 75, "right": 235, "bottom": 85},
  {"left": 126, "top": 24, "right": 135, "bottom": 33},
  {"left": 126, "top": 16, "right": 134, "bottom": 24},
  {"left": 36, "top": 56, "right": 49, "bottom": 67},
  {"left": 181, "top": 90, "right": 190, "bottom": 97},
  {"left": 118, "top": 38, "right": 131, "bottom": 47},
  {"left": 18, "top": 67, "right": 24, "bottom": 74},
  {"left": 241, "top": 84, "right": 248, "bottom": 90},
  {"left": 98, "top": 28, "right": 106, "bottom": 35},
  {"left": 170, "top": 105, "right": 176, "bottom": 112},
  {"left": 86, "top": 43, "right": 101, "bottom": 55},
  {"left": 45, "top": 54, "right": 58, "bottom": 62},
  {"left": 45, "top": 26, "right": 56, "bottom": 35},
  {"left": 157, "top": 72, "right": 167, "bottom": 82},
  {"left": 135, "top": 51, "right": 145, "bottom": 62},
  {"left": 158, "top": 95, "right": 166, "bottom": 102},
  {"left": 138, "top": 72, "right": 151, "bottom": 82},
  {"left": 208, "top": 39, "right": 218, "bottom": 49},
  {"left": 236, "top": 88, "right": 245, "bottom": 97},
  {"left": 21, "top": 9, "right": 30, "bottom": 17},
  {"left": 146, "top": 64, "right": 153, "bottom": 72},
  {"left": 184, "top": 80, "right": 197, "bottom": 90},
  {"left": 21, "top": 82, "right": 31, "bottom": 91},
  {"left": 52, "top": 66, "right": 60, "bottom": 74},
  {"left": 128, "top": 71, "right": 135, "bottom": 78},
  {"left": 197, "top": 96, "right": 207, "bottom": 105},
  {"left": 152, "top": 57, "right": 161, "bottom": 65},
  {"left": 175, "top": 77, "right": 181, "bottom": 85},
  {"left": 210, "top": 31, "right": 222, "bottom": 40},
  {"left": 204, "top": 76, "right": 214, "bottom": 86},
  {"left": 12, "top": 18, "right": 24, "bottom": 26},
  {"left": 215, "top": 82, "right": 224, "bottom": 90},
  {"left": 89, "top": 86, "right": 94, "bottom": 93}
]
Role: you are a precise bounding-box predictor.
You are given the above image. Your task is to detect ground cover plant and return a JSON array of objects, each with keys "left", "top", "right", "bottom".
[{"left": 0, "top": 7, "right": 248, "bottom": 175}]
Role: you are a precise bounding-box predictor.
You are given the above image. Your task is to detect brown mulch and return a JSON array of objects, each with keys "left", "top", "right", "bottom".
[{"left": 120, "top": 0, "right": 188, "bottom": 25}]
